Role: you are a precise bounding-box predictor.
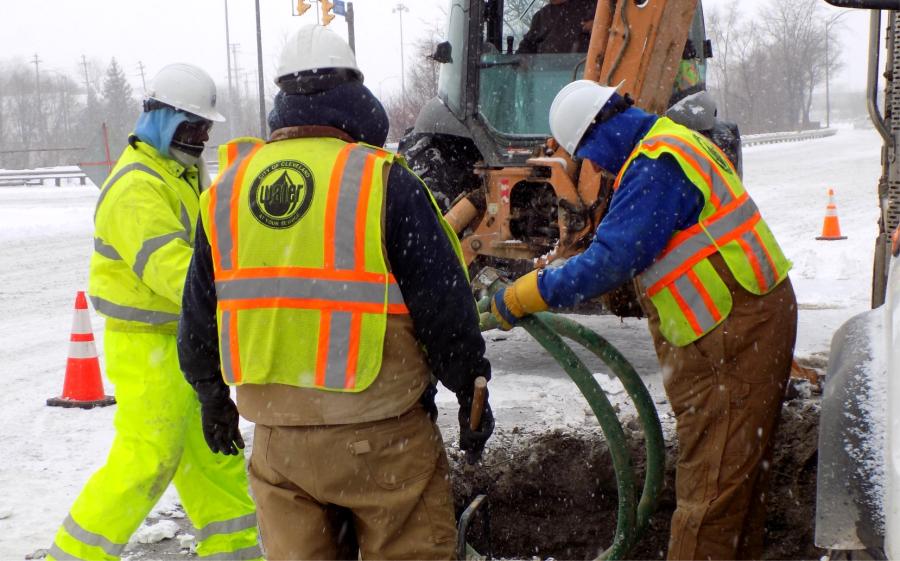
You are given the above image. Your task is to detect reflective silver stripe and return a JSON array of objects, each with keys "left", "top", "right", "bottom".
[
  {"left": 641, "top": 197, "right": 760, "bottom": 288},
  {"left": 93, "top": 237, "right": 121, "bottom": 260},
  {"left": 325, "top": 312, "right": 352, "bottom": 389},
  {"left": 47, "top": 543, "right": 85, "bottom": 561},
  {"left": 61, "top": 514, "right": 127, "bottom": 557},
  {"left": 671, "top": 275, "right": 718, "bottom": 334},
  {"left": 705, "top": 197, "right": 759, "bottom": 240},
  {"left": 200, "top": 544, "right": 264, "bottom": 561},
  {"left": 89, "top": 295, "right": 178, "bottom": 325},
  {"left": 94, "top": 163, "right": 164, "bottom": 222},
  {"left": 213, "top": 143, "right": 258, "bottom": 270},
  {"left": 220, "top": 310, "right": 236, "bottom": 384},
  {"left": 641, "top": 231, "right": 714, "bottom": 288},
  {"left": 133, "top": 231, "right": 190, "bottom": 279},
  {"left": 740, "top": 229, "right": 777, "bottom": 290},
  {"left": 193, "top": 513, "right": 258, "bottom": 542},
  {"left": 387, "top": 283, "right": 403, "bottom": 304},
  {"left": 180, "top": 203, "right": 192, "bottom": 234},
  {"left": 333, "top": 147, "right": 373, "bottom": 270},
  {"left": 215, "top": 277, "right": 395, "bottom": 305},
  {"left": 645, "top": 135, "right": 736, "bottom": 205}
]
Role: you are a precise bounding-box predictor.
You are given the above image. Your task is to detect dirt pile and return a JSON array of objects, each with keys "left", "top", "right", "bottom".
[{"left": 449, "top": 396, "right": 822, "bottom": 560}]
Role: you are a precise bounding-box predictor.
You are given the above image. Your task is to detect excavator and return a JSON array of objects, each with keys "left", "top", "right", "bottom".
[{"left": 400, "top": 0, "right": 739, "bottom": 314}]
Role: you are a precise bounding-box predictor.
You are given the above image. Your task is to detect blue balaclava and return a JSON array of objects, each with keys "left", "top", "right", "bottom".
[
  {"left": 133, "top": 107, "right": 190, "bottom": 158},
  {"left": 574, "top": 93, "right": 658, "bottom": 176}
]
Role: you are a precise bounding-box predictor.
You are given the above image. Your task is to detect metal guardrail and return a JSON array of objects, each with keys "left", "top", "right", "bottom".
[
  {"left": 0, "top": 168, "right": 89, "bottom": 187},
  {"left": 742, "top": 128, "right": 838, "bottom": 147}
]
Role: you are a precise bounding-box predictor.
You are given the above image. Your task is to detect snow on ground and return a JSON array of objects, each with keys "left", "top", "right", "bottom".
[{"left": 0, "top": 125, "right": 883, "bottom": 558}]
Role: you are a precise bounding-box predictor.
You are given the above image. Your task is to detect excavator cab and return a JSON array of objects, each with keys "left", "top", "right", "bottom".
[{"left": 411, "top": 0, "right": 713, "bottom": 184}]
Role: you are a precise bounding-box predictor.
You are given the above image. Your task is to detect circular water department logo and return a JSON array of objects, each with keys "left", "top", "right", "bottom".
[{"left": 248, "top": 160, "right": 315, "bottom": 228}]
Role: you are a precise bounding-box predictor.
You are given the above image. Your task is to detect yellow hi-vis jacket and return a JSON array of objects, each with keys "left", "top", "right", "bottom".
[
  {"left": 615, "top": 118, "right": 792, "bottom": 347},
  {"left": 200, "top": 137, "right": 422, "bottom": 392},
  {"left": 89, "top": 138, "right": 201, "bottom": 333}
]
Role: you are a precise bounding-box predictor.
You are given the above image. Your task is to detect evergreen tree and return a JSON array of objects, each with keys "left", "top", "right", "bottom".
[{"left": 101, "top": 58, "right": 137, "bottom": 149}]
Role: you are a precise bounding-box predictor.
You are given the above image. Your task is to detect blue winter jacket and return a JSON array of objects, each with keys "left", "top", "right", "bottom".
[{"left": 538, "top": 102, "right": 705, "bottom": 308}]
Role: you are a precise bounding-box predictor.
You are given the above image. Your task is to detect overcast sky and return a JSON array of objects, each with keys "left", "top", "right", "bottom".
[{"left": 0, "top": 0, "right": 873, "bottom": 105}]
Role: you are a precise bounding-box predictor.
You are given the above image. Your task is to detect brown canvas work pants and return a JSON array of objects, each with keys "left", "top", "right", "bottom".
[
  {"left": 248, "top": 405, "right": 457, "bottom": 560},
  {"left": 642, "top": 256, "right": 798, "bottom": 560}
]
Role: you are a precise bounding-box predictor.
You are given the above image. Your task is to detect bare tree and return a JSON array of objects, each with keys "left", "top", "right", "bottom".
[
  {"left": 383, "top": 22, "right": 443, "bottom": 142},
  {"left": 706, "top": 0, "right": 742, "bottom": 119},
  {"left": 706, "top": 0, "right": 844, "bottom": 133}
]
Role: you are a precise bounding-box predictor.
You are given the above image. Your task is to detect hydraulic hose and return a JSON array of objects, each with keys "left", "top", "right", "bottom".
[
  {"left": 478, "top": 302, "right": 638, "bottom": 559},
  {"left": 537, "top": 313, "right": 665, "bottom": 540},
  {"left": 476, "top": 297, "right": 664, "bottom": 559}
]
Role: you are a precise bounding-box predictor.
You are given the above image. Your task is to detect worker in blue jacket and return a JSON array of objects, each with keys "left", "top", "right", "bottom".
[{"left": 491, "top": 81, "right": 797, "bottom": 560}]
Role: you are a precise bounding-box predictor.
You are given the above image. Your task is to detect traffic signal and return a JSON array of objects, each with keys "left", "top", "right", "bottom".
[
  {"left": 296, "top": 0, "right": 311, "bottom": 16},
  {"left": 321, "top": 0, "right": 335, "bottom": 25}
]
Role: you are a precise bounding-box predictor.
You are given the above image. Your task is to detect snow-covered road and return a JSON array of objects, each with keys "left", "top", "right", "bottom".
[{"left": 0, "top": 125, "right": 883, "bottom": 558}]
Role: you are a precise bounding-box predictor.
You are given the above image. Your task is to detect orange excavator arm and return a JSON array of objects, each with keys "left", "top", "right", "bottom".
[{"left": 585, "top": 0, "right": 699, "bottom": 114}]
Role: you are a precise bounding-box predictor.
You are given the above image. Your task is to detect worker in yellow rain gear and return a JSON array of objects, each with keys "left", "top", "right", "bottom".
[{"left": 47, "top": 63, "right": 262, "bottom": 561}]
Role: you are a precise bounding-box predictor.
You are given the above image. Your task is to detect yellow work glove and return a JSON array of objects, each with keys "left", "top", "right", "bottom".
[{"left": 489, "top": 270, "right": 549, "bottom": 330}]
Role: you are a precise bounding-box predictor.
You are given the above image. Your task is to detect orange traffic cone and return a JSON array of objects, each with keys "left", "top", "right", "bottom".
[
  {"left": 47, "top": 291, "right": 115, "bottom": 409},
  {"left": 816, "top": 188, "right": 847, "bottom": 240}
]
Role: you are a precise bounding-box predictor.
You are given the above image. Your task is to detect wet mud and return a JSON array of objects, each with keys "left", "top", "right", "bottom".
[{"left": 448, "top": 396, "right": 822, "bottom": 560}]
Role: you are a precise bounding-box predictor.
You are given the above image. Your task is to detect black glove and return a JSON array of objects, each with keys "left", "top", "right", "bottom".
[
  {"left": 420, "top": 383, "right": 439, "bottom": 422},
  {"left": 457, "top": 389, "right": 495, "bottom": 464},
  {"left": 194, "top": 380, "right": 245, "bottom": 456}
]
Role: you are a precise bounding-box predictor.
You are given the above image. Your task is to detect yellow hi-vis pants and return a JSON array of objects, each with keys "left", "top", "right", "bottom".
[{"left": 47, "top": 330, "right": 262, "bottom": 561}]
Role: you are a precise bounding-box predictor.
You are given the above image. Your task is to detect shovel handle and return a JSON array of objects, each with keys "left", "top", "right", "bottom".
[{"left": 469, "top": 376, "right": 488, "bottom": 431}]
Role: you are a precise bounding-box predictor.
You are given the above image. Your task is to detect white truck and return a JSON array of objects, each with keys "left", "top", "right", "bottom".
[{"left": 816, "top": 2, "right": 900, "bottom": 558}]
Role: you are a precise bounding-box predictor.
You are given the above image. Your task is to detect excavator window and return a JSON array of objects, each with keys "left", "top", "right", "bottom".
[
  {"left": 437, "top": 0, "right": 469, "bottom": 114},
  {"left": 478, "top": 0, "right": 596, "bottom": 137}
]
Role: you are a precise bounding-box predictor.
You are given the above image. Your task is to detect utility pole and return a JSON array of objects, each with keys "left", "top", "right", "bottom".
[
  {"left": 137, "top": 61, "right": 147, "bottom": 91},
  {"left": 347, "top": 2, "right": 356, "bottom": 53},
  {"left": 825, "top": 22, "right": 830, "bottom": 129},
  {"left": 32, "top": 54, "right": 43, "bottom": 135},
  {"left": 824, "top": 10, "right": 850, "bottom": 129},
  {"left": 392, "top": 3, "right": 409, "bottom": 102},
  {"left": 224, "top": 0, "right": 235, "bottom": 136},
  {"left": 80, "top": 54, "right": 91, "bottom": 95},
  {"left": 254, "top": 0, "right": 267, "bottom": 138}
]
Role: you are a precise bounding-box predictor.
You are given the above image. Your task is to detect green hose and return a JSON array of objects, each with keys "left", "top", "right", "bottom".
[
  {"left": 476, "top": 298, "right": 664, "bottom": 560},
  {"left": 537, "top": 313, "right": 665, "bottom": 541}
]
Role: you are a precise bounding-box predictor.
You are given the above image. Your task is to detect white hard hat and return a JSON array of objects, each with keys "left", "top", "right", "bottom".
[
  {"left": 549, "top": 80, "right": 622, "bottom": 154},
  {"left": 275, "top": 25, "right": 363, "bottom": 86},
  {"left": 145, "top": 63, "right": 225, "bottom": 122}
]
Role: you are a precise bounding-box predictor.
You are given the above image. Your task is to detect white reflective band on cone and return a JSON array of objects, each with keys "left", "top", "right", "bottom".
[{"left": 68, "top": 341, "right": 99, "bottom": 360}]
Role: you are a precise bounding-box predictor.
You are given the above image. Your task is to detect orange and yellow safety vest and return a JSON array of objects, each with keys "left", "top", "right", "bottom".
[
  {"left": 200, "top": 136, "right": 409, "bottom": 391},
  {"left": 615, "top": 117, "right": 792, "bottom": 346}
]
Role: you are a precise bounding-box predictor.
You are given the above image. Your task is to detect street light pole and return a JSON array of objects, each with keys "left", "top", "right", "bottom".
[
  {"left": 255, "top": 0, "right": 267, "bottom": 139},
  {"left": 224, "top": 0, "right": 235, "bottom": 136},
  {"left": 824, "top": 10, "right": 850, "bottom": 129},
  {"left": 393, "top": 3, "right": 409, "bottom": 102}
]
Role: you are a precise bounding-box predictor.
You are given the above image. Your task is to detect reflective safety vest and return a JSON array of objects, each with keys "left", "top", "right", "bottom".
[
  {"left": 615, "top": 117, "right": 792, "bottom": 347},
  {"left": 90, "top": 139, "right": 201, "bottom": 333},
  {"left": 200, "top": 136, "right": 416, "bottom": 392}
]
